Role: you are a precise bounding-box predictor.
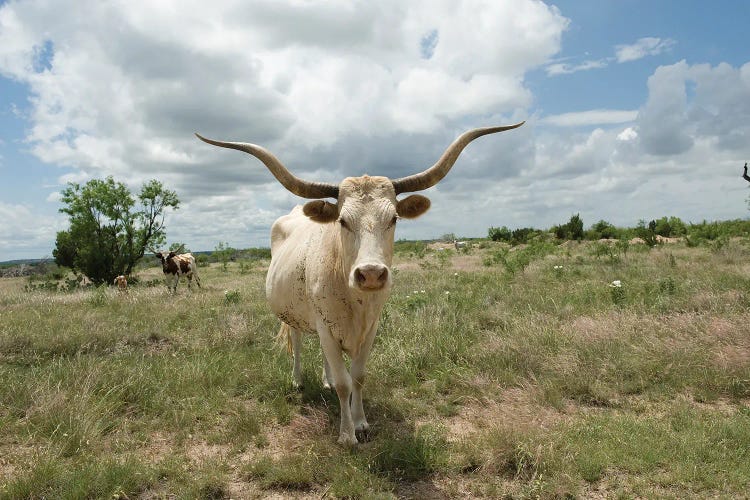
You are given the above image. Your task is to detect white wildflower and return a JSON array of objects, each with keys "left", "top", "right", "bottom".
[{"left": 609, "top": 280, "right": 622, "bottom": 288}]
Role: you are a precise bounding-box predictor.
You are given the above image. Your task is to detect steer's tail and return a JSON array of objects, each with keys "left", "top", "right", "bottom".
[{"left": 277, "top": 322, "right": 293, "bottom": 355}]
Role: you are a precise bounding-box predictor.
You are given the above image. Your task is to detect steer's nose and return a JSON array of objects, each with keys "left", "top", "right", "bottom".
[{"left": 354, "top": 264, "right": 389, "bottom": 290}]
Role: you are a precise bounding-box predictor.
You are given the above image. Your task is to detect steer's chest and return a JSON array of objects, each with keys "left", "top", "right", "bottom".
[
  {"left": 312, "top": 285, "right": 386, "bottom": 357},
  {"left": 268, "top": 265, "right": 384, "bottom": 357}
]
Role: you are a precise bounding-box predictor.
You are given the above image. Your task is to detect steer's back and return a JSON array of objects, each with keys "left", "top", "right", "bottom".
[{"left": 176, "top": 253, "right": 196, "bottom": 275}]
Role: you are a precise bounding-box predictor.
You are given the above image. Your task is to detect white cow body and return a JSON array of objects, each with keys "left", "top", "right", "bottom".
[
  {"left": 267, "top": 178, "right": 412, "bottom": 445},
  {"left": 268, "top": 206, "right": 389, "bottom": 354}
]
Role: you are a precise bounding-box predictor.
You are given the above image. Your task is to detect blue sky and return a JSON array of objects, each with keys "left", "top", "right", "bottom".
[{"left": 1, "top": 0, "right": 749, "bottom": 261}]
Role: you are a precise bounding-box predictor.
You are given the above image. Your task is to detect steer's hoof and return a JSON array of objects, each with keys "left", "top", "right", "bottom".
[
  {"left": 337, "top": 433, "right": 358, "bottom": 447},
  {"left": 355, "top": 427, "right": 371, "bottom": 443}
]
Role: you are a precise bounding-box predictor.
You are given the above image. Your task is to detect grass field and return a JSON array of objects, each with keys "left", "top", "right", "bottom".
[{"left": 1, "top": 239, "right": 750, "bottom": 498}]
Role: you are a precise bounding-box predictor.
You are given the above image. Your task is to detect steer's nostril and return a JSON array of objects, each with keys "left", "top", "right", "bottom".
[
  {"left": 355, "top": 269, "right": 366, "bottom": 284},
  {"left": 376, "top": 267, "right": 387, "bottom": 282}
]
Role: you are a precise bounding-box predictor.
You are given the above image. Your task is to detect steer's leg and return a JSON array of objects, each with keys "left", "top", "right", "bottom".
[
  {"left": 351, "top": 324, "right": 377, "bottom": 440},
  {"left": 318, "top": 325, "right": 356, "bottom": 445},
  {"left": 321, "top": 353, "right": 335, "bottom": 390}
]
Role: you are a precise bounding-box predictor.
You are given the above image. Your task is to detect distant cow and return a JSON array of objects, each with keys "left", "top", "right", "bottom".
[
  {"left": 154, "top": 251, "right": 201, "bottom": 292},
  {"left": 453, "top": 239, "right": 467, "bottom": 251},
  {"left": 113, "top": 275, "right": 128, "bottom": 292}
]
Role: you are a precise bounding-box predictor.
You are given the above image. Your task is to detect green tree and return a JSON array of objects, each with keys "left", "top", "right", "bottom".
[
  {"left": 553, "top": 214, "right": 585, "bottom": 241},
  {"left": 53, "top": 176, "right": 179, "bottom": 284},
  {"left": 636, "top": 219, "right": 658, "bottom": 247},
  {"left": 567, "top": 213, "right": 584, "bottom": 240},
  {"left": 488, "top": 226, "right": 512, "bottom": 242},
  {"left": 588, "top": 219, "right": 619, "bottom": 240},
  {"left": 213, "top": 241, "right": 235, "bottom": 271}
]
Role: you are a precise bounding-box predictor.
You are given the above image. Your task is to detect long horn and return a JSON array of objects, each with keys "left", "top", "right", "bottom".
[
  {"left": 391, "top": 121, "right": 525, "bottom": 195},
  {"left": 195, "top": 133, "right": 339, "bottom": 199}
]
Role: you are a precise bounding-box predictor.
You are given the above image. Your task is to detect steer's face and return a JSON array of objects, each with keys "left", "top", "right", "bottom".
[
  {"left": 154, "top": 251, "right": 177, "bottom": 273},
  {"left": 302, "top": 175, "right": 430, "bottom": 292}
]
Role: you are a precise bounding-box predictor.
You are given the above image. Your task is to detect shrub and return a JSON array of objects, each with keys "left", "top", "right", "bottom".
[{"left": 488, "top": 226, "right": 512, "bottom": 242}]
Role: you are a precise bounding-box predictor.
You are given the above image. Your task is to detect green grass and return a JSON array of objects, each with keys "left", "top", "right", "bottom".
[{"left": 2, "top": 241, "right": 750, "bottom": 498}]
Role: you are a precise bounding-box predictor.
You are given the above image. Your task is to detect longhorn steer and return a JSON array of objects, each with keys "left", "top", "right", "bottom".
[
  {"left": 196, "top": 122, "right": 524, "bottom": 445},
  {"left": 154, "top": 251, "right": 201, "bottom": 293}
]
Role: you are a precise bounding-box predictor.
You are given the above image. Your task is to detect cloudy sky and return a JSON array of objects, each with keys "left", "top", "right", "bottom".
[{"left": 1, "top": 0, "right": 749, "bottom": 261}]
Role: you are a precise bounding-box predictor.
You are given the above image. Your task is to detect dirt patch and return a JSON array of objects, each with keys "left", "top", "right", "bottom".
[
  {"left": 139, "top": 431, "right": 175, "bottom": 463},
  {"left": 428, "top": 242, "right": 455, "bottom": 251},
  {"left": 655, "top": 235, "right": 682, "bottom": 244},
  {"left": 186, "top": 441, "right": 231, "bottom": 465},
  {"left": 440, "top": 386, "right": 570, "bottom": 443}
]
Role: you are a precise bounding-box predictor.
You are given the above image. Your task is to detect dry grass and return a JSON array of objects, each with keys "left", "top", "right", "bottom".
[{"left": 2, "top": 243, "right": 750, "bottom": 497}]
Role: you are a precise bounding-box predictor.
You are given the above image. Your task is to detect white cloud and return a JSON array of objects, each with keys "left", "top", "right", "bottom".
[
  {"left": 542, "top": 109, "right": 637, "bottom": 127},
  {"left": 0, "top": 201, "right": 65, "bottom": 260},
  {"left": 615, "top": 37, "right": 675, "bottom": 63},
  {"left": 635, "top": 60, "right": 750, "bottom": 156},
  {"left": 0, "top": 0, "right": 566, "bottom": 166},
  {"left": 0, "top": 0, "right": 568, "bottom": 257},
  {"left": 545, "top": 58, "right": 608, "bottom": 76},
  {"left": 617, "top": 127, "right": 637, "bottom": 141},
  {"left": 546, "top": 36, "right": 677, "bottom": 77}
]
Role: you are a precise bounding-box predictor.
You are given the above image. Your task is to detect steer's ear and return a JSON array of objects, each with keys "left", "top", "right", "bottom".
[
  {"left": 303, "top": 200, "right": 339, "bottom": 223},
  {"left": 397, "top": 194, "right": 431, "bottom": 219}
]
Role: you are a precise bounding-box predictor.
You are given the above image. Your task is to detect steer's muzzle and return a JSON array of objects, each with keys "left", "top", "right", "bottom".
[{"left": 352, "top": 263, "right": 390, "bottom": 291}]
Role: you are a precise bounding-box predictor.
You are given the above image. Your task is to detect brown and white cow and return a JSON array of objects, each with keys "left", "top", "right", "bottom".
[
  {"left": 113, "top": 275, "right": 128, "bottom": 292},
  {"left": 196, "top": 122, "right": 524, "bottom": 445},
  {"left": 154, "top": 251, "right": 201, "bottom": 293}
]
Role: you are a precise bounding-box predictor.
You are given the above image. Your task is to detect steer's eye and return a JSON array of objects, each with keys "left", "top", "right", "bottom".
[
  {"left": 388, "top": 216, "right": 398, "bottom": 228},
  {"left": 339, "top": 218, "right": 351, "bottom": 231}
]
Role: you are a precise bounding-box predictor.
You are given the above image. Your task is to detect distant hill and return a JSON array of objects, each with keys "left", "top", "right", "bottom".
[{"left": 0, "top": 258, "right": 45, "bottom": 267}]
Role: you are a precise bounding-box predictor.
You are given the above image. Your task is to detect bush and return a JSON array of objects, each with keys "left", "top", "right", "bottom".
[
  {"left": 554, "top": 214, "right": 585, "bottom": 241},
  {"left": 489, "top": 226, "right": 512, "bottom": 242},
  {"left": 587, "top": 220, "right": 620, "bottom": 240}
]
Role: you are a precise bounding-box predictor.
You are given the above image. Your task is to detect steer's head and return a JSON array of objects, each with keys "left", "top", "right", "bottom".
[
  {"left": 196, "top": 122, "right": 524, "bottom": 292},
  {"left": 302, "top": 174, "right": 430, "bottom": 291},
  {"left": 154, "top": 251, "right": 177, "bottom": 273}
]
